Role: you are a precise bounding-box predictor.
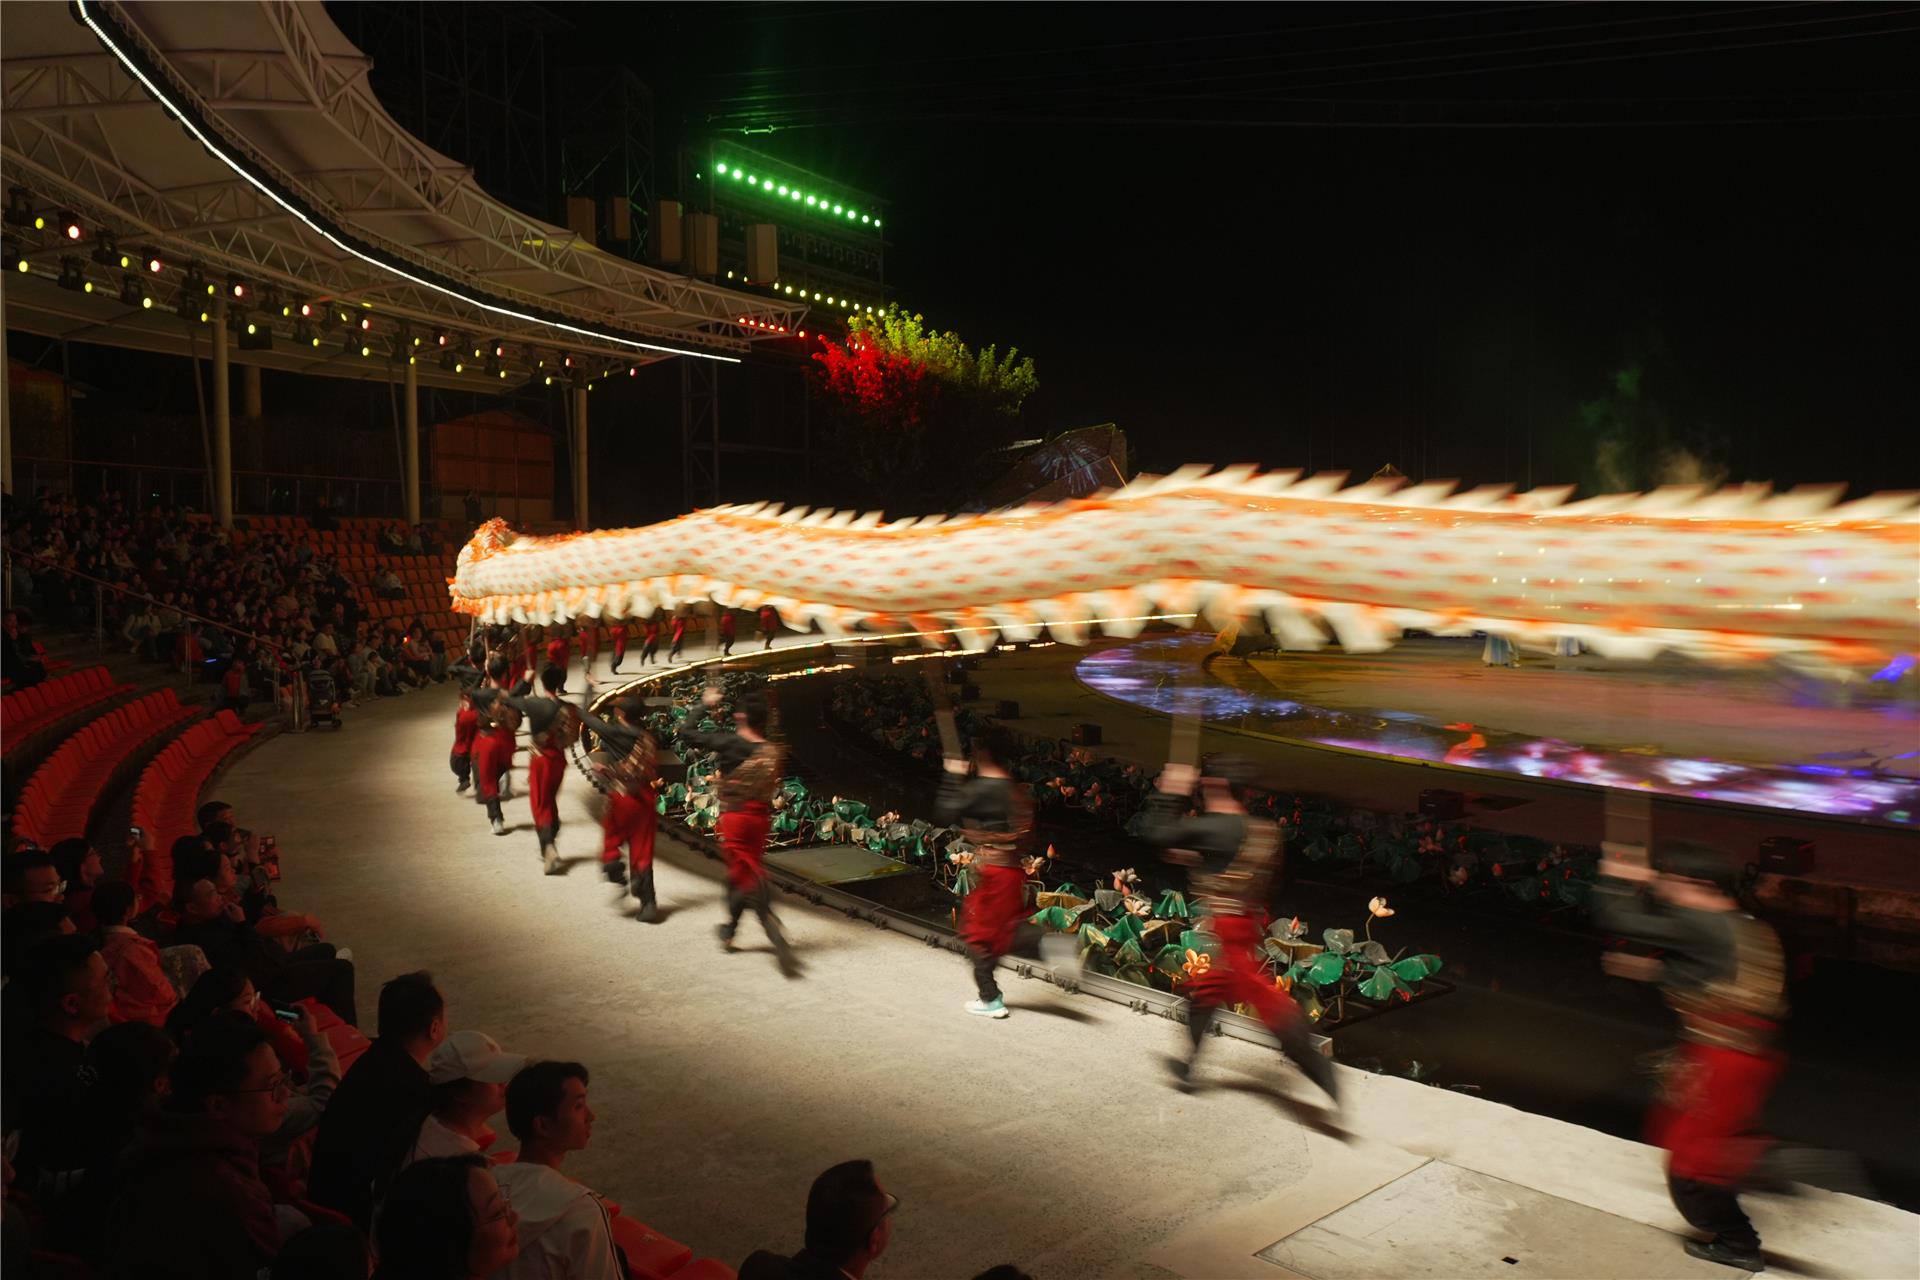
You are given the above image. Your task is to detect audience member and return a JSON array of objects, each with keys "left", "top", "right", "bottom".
[
  {"left": 493, "top": 1060, "right": 623, "bottom": 1279},
  {"left": 308, "top": 970, "right": 445, "bottom": 1229},
  {"left": 3, "top": 901, "right": 78, "bottom": 976},
  {"left": 94, "top": 880, "right": 181, "bottom": 1026},
  {"left": 403, "top": 1030, "right": 526, "bottom": 1168},
  {"left": 104, "top": 1014, "right": 287, "bottom": 1279},
  {"left": 49, "top": 838, "right": 104, "bottom": 933},
  {"left": 1, "top": 934, "right": 112, "bottom": 1187},
  {"left": 372, "top": 1154, "right": 519, "bottom": 1280},
  {"left": 2, "top": 849, "right": 63, "bottom": 908},
  {"left": 739, "top": 1159, "right": 898, "bottom": 1280},
  {"left": 2, "top": 608, "right": 47, "bottom": 688}
]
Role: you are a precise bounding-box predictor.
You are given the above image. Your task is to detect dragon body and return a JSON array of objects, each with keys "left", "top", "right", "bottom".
[{"left": 450, "top": 468, "right": 1919, "bottom": 668}]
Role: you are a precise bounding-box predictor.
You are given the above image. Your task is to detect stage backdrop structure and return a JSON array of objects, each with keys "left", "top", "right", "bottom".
[{"left": 449, "top": 468, "right": 1919, "bottom": 671}]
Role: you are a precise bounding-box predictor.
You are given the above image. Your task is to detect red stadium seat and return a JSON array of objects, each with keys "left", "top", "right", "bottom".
[{"left": 608, "top": 1216, "right": 693, "bottom": 1280}]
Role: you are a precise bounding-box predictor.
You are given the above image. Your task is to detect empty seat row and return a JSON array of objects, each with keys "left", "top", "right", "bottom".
[
  {"left": 11, "top": 689, "right": 203, "bottom": 846},
  {"left": 2, "top": 666, "right": 134, "bottom": 758}
]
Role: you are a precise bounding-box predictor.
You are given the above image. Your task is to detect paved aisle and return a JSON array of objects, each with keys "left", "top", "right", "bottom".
[{"left": 221, "top": 677, "right": 1918, "bottom": 1280}]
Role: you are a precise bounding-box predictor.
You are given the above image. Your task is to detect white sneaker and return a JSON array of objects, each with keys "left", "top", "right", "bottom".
[
  {"left": 542, "top": 843, "right": 560, "bottom": 875},
  {"left": 965, "top": 998, "right": 1009, "bottom": 1019},
  {"left": 491, "top": 818, "right": 506, "bottom": 836}
]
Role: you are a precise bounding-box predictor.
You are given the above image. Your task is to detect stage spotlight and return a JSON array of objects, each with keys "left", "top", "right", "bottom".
[
  {"left": 492, "top": 342, "right": 506, "bottom": 358},
  {"left": 6, "top": 240, "right": 27, "bottom": 274},
  {"left": 4, "top": 187, "right": 31, "bottom": 228},
  {"left": 140, "top": 249, "right": 163, "bottom": 274},
  {"left": 238, "top": 323, "right": 273, "bottom": 352},
  {"left": 543, "top": 374, "right": 554, "bottom": 386},
  {"left": 56, "top": 256, "right": 87, "bottom": 292},
  {"left": 436, "top": 332, "right": 450, "bottom": 348},
  {"left": 359, "top": 343, "right": 373, "bottom": 358},
  {"left": 357, "top": 314, "right": 373, "bottom": 332},
  {"left": 90, "top": 230, "right": 120, "bottom": 267},
  {"left": 292, "top": 320, "right": 316, "bottom": 347},
  {"left": 182, "top": 264, "right": 206, "bottom": 296},
  {"left": 440, "top": 349, "right": 457, "bottom": 371},
  {"left": 118, "top": 273, "right": 147, "bottom": 306},
  {"left": 175, "top": 291, "right": 197, "bottom": 321},
  {"left": 57, "top": 210, "right": 82, "bottom": 241},
  {"left": 228, "top": 276, "right": 248, "bottom": 300},
  {"left": 628, "top": 366, "right": 637, "bottom": 377},
  {"left": 298, "top": 300, "right": 318, "bottom": 319},
  {"left": 485, "top": 353, "right": 501, "bottom": 378}
]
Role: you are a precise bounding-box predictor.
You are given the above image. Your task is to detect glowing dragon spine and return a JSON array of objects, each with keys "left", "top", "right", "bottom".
[{"left": 449, "top": 468, "right": 1919, "bottom": 669}]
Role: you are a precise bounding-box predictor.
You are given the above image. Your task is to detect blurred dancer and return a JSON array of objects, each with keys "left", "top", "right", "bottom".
[
  {"left": 1138, "top": 756, "right": 1338, "bottom": 1104},
  {"left": 757, "top": 604, "right": 779, "bottom": 651},
  {"left": 495, "top": 667, "right": 583, "bottom": 874},
  {"left": 578, "top": 617, "right": 601, "bottom": 683},
  {"left": 719, "top": 608, "right": 737, "bottom": 657},
  {"left": 1595, "top": 841, "right": 1786, "bottom": 1273},
  {"left": 935, "top": 737, "right": 1039, "bottom": 1018},
  {"left": 471, "top": 656, "right": 520, "bottom": 836},
  {"left": 585, "top": 698, "right": 661, "bottom": 918},
  {"left": 681, "top": 684, "right": 799, "bottom": 977},
  {"left": 449, "top": 687, "right": 480, "bottom": 793},
  {"left": 544, "top": 625, "right": 572, "bottom": 690},
  {"left": 640, "top": 616, "right": 662, "bottom": 667},
  {"left": 609, "top": 619, "right": 630, "bottom": 674},
  {"left": 668, "top": 610, "right": 689, "bottom": 662}
]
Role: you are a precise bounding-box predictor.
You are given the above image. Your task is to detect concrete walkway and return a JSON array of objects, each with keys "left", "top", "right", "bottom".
[{"left": 218, "top": 647, "right": 1919, "bottom": 1280}]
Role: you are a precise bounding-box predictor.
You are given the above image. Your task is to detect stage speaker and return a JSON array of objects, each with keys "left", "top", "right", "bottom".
[
  {"left": 1419, "top": 788, "right": 1465, "bottom": 820},
  {"left": 684, "top": 213, "right": 718, "bottom": 277},
  {"left": 996, "top": 700, "right": 1020, "bottom": 719},
  {"left": 564, "top": 196, "right": 597, "bottom": 247},
  {"left": 1758, "top": 837, "right": 1814, "bottom": 875},
  {"left": 648, "top": 199, "right": 681, "bottom": 263},
  {"left": 1072, "top": 722, "right": 1103, "bottom": 746},
  {"left": 745, "top": 223, "right": 778, "bottom": 283}
]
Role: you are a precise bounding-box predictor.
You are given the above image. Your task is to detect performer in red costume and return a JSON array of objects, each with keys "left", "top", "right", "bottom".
[
  {"left": 608, "top": 619, "right": 630, "bottom": 674},
  {"left": 1138, "top": 756, "right": 1338, "bottom": 1105},
  {"left": 935, "top": 739, "right": 1035, "bottom": 1019},
  {"left": 718, "top": 609, "right": 736, "bottom": 657},
  {"left": 640, "top": 616, "right": 662, "bottom": 667},
  {"left": 585, "top": 698, "right": 661, "bottom": 919},
  {"left": 492, "top": 666, "right": 583, "bottom": 875},
  {"left": 578, "top": 617, "right": 600, "bottom": 682},
  {"left": 668, "top": 610, "right": 689, "bottom": 662},
  {"left": 1595, "top": 841, "right": 1786, "bottom": 1273},
  {"left": 680, "top": 684, "right": 799, "bottom": 977},
  {"left": 757, "top": 604, "right": 779, "bottom": 651},
  {"left": 543, "top": 625, "right": 572, "bottom": 690},
  {"left": 471, "top": 656, "right": 520, "bottom": 837},
  {"left": 450, "top": 688, "right": 480, "bottom": 793}
]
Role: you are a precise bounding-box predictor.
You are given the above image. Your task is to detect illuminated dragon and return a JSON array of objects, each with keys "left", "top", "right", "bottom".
[{"left": 449, "top": 468, "right": 1919, "bottom": 669}]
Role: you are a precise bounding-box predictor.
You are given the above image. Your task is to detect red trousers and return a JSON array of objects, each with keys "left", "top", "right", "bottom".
[
  {"left": 527, "top": 746, "right": 564, "bottom": 831},
  {"left": 1189, "top": 913, "right": 1301, "bottom": 1034},
  {"left": 602, "top": 790, "right": 658, "bottom": 868},
  {"left": 1648, "top": 1040, "right": 1784, "bottom": 1185},
  {"left": 960, "top": 864, "right": 1027, "bottom": 958},
  {"left": 717, "top": 804, "right": 771, "bottom": 891},
  {"left": 474, "top": 730, "right": 514, "bottom": 801},
  {"left": 611, "top": 629, "right": 627, "bottom": 661}
]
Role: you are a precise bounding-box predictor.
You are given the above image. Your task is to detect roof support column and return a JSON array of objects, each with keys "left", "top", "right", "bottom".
[
  {"left": 242, "top": 364, "right": 262, "bottom": 421},
  {"left": 1, "top": 278, "right": 12, "bottom": 499},
  {"left": 573, "top": 385, "right": 589, "bottom": 531},
  {"left": 212, "top": 295, "right": 232, "bottom": 529},
  {"left": 403, "top": 354, "right": 419, "bottom": 527}
]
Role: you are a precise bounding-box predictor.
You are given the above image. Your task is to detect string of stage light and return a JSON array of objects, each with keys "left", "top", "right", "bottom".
[{"left": 70, "top": 0, "right": 743, "bottom": 365}]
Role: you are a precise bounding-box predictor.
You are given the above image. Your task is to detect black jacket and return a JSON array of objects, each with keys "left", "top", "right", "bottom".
[{"left": 305, "top": 1038, "right": 431, "bottom": 1229}]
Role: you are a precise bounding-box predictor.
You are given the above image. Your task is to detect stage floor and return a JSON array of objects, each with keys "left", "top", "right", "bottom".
[
  {"left": 1078, "top": 636, "right": 1920, "bottom": 828},
  {"left": 212, "top": 662, "right": 1917, "bottom": 1279}
]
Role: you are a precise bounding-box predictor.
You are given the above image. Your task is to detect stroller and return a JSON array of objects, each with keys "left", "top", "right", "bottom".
[{"left": 304, "top": 667, "right": 343, "bottom": 729}]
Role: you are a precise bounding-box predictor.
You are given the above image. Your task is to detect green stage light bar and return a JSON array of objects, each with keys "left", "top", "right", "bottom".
[{"left": 714, "top": 161, "right": 882, "bottom": 230}]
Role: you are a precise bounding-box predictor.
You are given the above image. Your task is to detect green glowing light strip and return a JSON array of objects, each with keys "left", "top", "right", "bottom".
[{"left": 714, "top": 161, "right": 882, "bottom": 229}]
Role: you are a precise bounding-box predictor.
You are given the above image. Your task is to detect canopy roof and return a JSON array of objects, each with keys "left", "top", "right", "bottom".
[{"left": 1, "top": 0, "right": 807, "bottom": 392}]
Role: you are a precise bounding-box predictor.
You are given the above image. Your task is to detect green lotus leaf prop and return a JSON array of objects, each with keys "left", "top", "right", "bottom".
[
  {"left": 1103, "top": 914, "right": 1145, "bottom": 946},
  {"left": 1153, "top": 890, "right": 1193, "bottom": 919},
  {"left": 1093, "top": 888, "right": 1126, "bottom": 912},
  {"left": 1322, "top": 928, "right": 1355, "bottom": 954},
  {"left": 952, "top": 866, "right": 978, "bottom": 897},
  {"left": 1033, "top": 891, "right": 1088, "bottom": 911},
  {"left": 1358, "top": 965, "right": 1411, "bottom": 1001},
  {"left": 1391, "top": 954, "right": 1443, "bottom": 983},
  {"left": 1028, "top": 905, "right": 1078, "bottom": 931},
  {"left": 1304, "top": 952, "right": 1349, "bottom": 987}
]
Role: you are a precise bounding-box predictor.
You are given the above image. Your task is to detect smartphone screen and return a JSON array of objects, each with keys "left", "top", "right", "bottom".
[{"left": 272, "top": 1007, "right": 301, "bottom": 1024}]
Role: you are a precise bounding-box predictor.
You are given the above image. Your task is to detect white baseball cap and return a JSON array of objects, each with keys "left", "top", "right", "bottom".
[{"left": 427, "top": 1030, "right": 527, "bottom": 1085}]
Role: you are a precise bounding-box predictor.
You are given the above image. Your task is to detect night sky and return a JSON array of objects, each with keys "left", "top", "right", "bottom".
[{"left": 603, "top": 2, "right": 1919, "bottom": 495}]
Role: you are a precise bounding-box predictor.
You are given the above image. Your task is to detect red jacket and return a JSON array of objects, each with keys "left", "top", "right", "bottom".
[
  {"left": 106, "top": 1108, "right": 279, "bottom": 1280},
  {"left": 670, "top": 616, "right": 687, "bottom": 640},
  {"left": 545, "top": 638, "right": 570, "bottom": 668},
  {"left": 720, "top": 612, "right": 736, "bottom": 638},
  {"left": 101, "top": 926, "right": 178, "bottom": 1027}
]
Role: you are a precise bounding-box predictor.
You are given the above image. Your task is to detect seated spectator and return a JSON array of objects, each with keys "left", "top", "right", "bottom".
[
  {"left": 50, "top": 838, "right": 104, "bottom": 933},
  {"left": 95, "top": 881, "right": 180, "bottom": 1026},
  {"left": 493, "top": 1060, "right": 622, "bottom": 1279},
  {"left": 168, "top": 966, "right": 311, "bottom": 1080},
  {"left": 2, "top": 849, "right": 63, "bottom": 908},
  {"left": 373, "top": 1154, "right": 519, "bottom": 1280},
  {"left": 74, "top": 1019, "right": 176, "bottom": 1192},
  {"left": 2, "top": 934, "right": 112, "bottom": 1190},
  {"left": 103, "top": 1014, "right": 287, "bottom": 1280},
  {"left": 1, "top": 608, "right": 47, "bottom": 688},
  {"left": 272, "top": 1223, "right": 370, "bottom": 1280},
  {"left": 739, "top": 1159, "right": 898, "bottom": 1280},
  {"left": 403, "top": 628, "right": 435, "bottom": 684},
  {"left": 171, "top": 870, "right": 357, "bottom": 1027},
  {"left": 376, "top": 568, "right": 404, "bottom": 600},
  {"left": 404, "top": 1030, "right": 525, "bottom": 1168},
  {"left": 3, "top": 901, "right": 78, "bottom": 982},
  {"left": 308, "top": 970, "right": 446, "bottom": 1230},
  {"left": 310, "top": 495, "right": 340, "bottom": 533}
]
